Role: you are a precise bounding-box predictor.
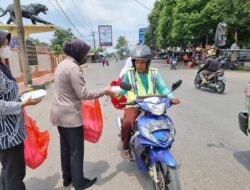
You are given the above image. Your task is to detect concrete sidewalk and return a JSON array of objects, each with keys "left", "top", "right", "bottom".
[{"left": 18, "top": 73, "right": 54, "bottom": 94}]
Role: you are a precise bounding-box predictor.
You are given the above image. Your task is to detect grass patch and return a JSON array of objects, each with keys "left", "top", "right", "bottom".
[{"left": 238, "top": 66, "right": 250, "bottom": 72}]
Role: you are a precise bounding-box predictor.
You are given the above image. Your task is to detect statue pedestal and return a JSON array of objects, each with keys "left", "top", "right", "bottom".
[{"left": 0, "top": 24, "right": 56, "bottom": 37}]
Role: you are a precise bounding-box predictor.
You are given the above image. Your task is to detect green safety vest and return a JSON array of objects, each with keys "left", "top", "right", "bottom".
[{"left": 127, "top": 68, "right": 159, "bottom": 103}]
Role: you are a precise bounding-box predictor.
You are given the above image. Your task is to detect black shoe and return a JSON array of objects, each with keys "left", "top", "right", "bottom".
[
  {"left": 75, "top": 177, "right": 97, "bottom": 190},
  {"left": 63, "top": 178, "right": 72, "bottom": 187}
]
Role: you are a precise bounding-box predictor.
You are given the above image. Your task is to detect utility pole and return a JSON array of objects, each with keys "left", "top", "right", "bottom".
[
  {"left": 91, "top": 32, "right": 96, "bottom": 49},
  {"left": 13, "top": 0, "right": 32, "bottom": 86}
]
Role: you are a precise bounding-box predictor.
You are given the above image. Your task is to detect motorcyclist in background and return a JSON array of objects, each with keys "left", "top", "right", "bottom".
[
  {"left": 113, "top": 45, "right": 180, "bottom": 159},
  {"left": 200, "top": 48, "right": 220, "bottom": 85}
]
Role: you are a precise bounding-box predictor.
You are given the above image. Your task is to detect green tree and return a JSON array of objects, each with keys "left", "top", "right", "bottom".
[
  {"left": 50, "top": 28, "right": 76, "bottom": 55},
  {"left": 215, "top": 0, "right": 250, "bottom": 48},
  {"left": 144, "top": 0, "right": 164, "bottom": 51},
  {"left": 53, "top": 44, "right": 63, "bottom": 56},
  {"left": 31, "top": 38, "right": 48, "bottom": 46},
  {"left": 146, "top": 0, "right": 250, "bottom": 50},
  {"left": 157, "top": 0, "right": 176, "bottom": 49},
  {"left": 171, "top": 0, "right": 209, "bottom": 48},
  {"left": 115, "top": 36, "right": 128, "bottom": 59}
]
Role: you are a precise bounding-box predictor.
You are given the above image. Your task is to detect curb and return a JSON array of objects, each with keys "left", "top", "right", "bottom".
[{"left": 19, "top": 79, "right": 54, "bottom": 95}]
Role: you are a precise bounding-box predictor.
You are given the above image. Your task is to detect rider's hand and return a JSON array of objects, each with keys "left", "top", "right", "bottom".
[
  {"left": 171, "top": 98, "right": 180, "bottom": 105},
  {"left": 21, "top": 97, "right": 41, "bottom": 107}
]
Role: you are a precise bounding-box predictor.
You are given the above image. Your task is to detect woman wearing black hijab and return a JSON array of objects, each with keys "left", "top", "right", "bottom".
[
  {"left": 0, "top": 30, "right": 41, "bottom": 190},
  {"left": 50, "top": 39, "right": 114, "bottom": 190}
]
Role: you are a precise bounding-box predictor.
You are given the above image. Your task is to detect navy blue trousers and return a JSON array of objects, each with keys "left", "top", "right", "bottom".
[
  {"left": 57, "top": 126, "right": 85, "bottom": 189},
  {"left": 0, "top": 143, "right": 26, "bottom": 190}
]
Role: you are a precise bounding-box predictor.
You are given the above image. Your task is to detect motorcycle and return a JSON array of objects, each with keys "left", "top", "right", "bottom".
[
  {"left": 219, "top": 57, "right": 238, "bottom": 70},
  {"left": 170, "top": 58, "right": 177, "bottom": 70},
  {"left": 117, "top": 80, "right": 182, "bottom": 190},
  {"left": 194, "top": 65, "right": 226, "bottom": 94}
]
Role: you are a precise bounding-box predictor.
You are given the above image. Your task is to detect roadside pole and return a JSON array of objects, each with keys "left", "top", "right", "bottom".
[
  {"left": 13, "top": 0, "right": 32, "bottom": 86},
  {"left": 247, "top": 80, "right": 250, "bottom": 133}
]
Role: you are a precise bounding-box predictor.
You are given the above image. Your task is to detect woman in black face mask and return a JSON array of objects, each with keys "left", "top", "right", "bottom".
[
  {"left": 0, "top": 30, "right": 41, "bottom": 190},
  {"left": 50, "top": 39, "right": 115, "bottom": 190}
]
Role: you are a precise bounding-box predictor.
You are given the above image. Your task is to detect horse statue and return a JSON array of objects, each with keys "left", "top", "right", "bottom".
[
  {"left": 214, "top": 22, "right": 228, "bottom": 47},
  {"left": 0, "top": 3, "right": 52, "bottom": 25}
]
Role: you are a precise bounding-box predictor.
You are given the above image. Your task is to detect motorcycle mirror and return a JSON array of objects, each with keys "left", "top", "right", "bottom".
[
  {"left": 120, "top": 82, "right": 132, "bottom": 91},
  {"left": 171, "top": 80, "right": 182, "bottom": 92}
]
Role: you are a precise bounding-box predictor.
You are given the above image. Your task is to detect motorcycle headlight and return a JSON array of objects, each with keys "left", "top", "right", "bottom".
[{"left": 148, "top": 102, "right": 166, "bottom": 116}]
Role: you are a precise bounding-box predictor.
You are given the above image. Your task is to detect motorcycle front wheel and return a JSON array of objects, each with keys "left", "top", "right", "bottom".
[
  {"left": 215, "top": 80, "right": 225, "bottom": 94},
  {"left": 153, "top": 162, "right": 181, "bottom": 190}
]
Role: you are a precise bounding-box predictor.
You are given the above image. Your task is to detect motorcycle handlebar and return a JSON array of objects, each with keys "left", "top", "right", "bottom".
[
  {"left": 119, "top": 95, "right": 170, "bottom": 106},
  {"left": 137, "top": 95, "right": 169, "bottom": 99}
]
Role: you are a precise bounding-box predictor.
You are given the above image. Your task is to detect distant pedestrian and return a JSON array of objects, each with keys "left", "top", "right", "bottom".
[
  {"left": 101, "top": 57, "right": 106, "bottom": 67},
  {"left": 106, "top": 58, "right": 109, "bottom": 66}
]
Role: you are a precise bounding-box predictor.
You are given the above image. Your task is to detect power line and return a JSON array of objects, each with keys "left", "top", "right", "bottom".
[
  {"left": 47, "top": 0, "right": 63, "bottom": 17},
  {"left": 133, "top": 0, "right": 151, "bottom": 11},
  {"left": 80, "top": 0, "right": 94, "bottom": 31},
  {"left": 52, "top": 0, "right": 83, "bottom": 37},
  {"left": 71, "top": 0, "right": 89, "bottom": 27},
  {"left": 61, "top": 0, "right": 88, "bottom": 32}
]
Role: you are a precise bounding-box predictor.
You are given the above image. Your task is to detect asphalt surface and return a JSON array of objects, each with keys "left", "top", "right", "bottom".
[{"left": 12, "top": 60, "right": 250, "bottom": 190}]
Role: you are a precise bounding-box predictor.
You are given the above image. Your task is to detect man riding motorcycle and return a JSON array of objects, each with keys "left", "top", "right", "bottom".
[
  {"left": 113, "top": 45, "right": 180, "bottom": 159},
  {"left": 200, "top": 48, "right": 219, "bottom": 85}
]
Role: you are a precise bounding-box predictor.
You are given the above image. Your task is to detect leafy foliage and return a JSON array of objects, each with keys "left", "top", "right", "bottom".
[
  {"left": 31, "top": 38, "right": 48, "bottom": 46},
  {"left": 144, "top": 0, "right": 164, "bottom": 50},
  {"left": 115, "top": 36, "right": 128, "bottom": 59},
  {"left": 145, "top": 0, "right": 250, "bottom": 49},
  {"left": 50, "top": 28, "right": 76, "bottom": 55}
]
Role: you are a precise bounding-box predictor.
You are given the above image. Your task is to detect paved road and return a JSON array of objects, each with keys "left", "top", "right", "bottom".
[{"left": 22, "top": 60, "right": 250, "bottom": 190}]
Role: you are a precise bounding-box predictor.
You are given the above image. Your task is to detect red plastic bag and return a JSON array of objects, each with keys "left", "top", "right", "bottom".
[
  {"left": 110, "top": 79, "right": 127, "bottom": 109},
  {"left": 23, "top": 109, "right": 50, "bottom": 169},
  {"left": 82, "top": 99, "right": 103, "bottom": 143}
]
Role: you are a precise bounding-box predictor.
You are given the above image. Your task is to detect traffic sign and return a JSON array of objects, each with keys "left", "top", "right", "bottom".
[{"left": 139, "top": 27, "right": 147, "bottom": 44}]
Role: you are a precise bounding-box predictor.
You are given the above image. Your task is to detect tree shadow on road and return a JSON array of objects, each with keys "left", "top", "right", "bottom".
[
  {"left": 25, "top": 172, "right": 65, "bottom": 190},
  {"left": 84, "top": 159, "right": 153, "bottom": 189},
  {"left": 84, "top": 160, "right": 118, "bottom": 186},
  {"left": 207, "top": 142, "right": 250, "bottom": 171},
  {"left": 115, "top": 159, "right": 154, "bottom": 190}
]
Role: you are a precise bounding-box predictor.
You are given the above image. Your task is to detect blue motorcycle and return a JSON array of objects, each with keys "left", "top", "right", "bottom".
[{"left": 117, "top": 80, "right": 182, "bottom": 190}]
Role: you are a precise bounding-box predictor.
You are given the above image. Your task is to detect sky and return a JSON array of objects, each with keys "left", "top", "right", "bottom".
[{"left": 0, "top": 0, "right": 156, "bottom": 52}]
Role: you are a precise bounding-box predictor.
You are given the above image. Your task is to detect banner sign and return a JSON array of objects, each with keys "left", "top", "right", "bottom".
[{"left": 98, "top": 25, "right": 112, "bottom": 46}]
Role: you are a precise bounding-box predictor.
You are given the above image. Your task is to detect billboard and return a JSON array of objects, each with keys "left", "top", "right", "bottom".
[
  {"left": 139, "top": 27, "right": 147, "bottom": 44},
  {"left": 98, "top": 25, "right": 112, "bottom": 46}
]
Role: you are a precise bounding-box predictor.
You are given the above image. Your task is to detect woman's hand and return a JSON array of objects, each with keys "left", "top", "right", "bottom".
[
  {"left": 103, "top": 86, "right": 119, "bottom": 98},
  {"left": 21, "top": 97, "right": 41, "bottom": 107},
  {"left": 171, "top": 98, "right": 180, "bottom": 105}
]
